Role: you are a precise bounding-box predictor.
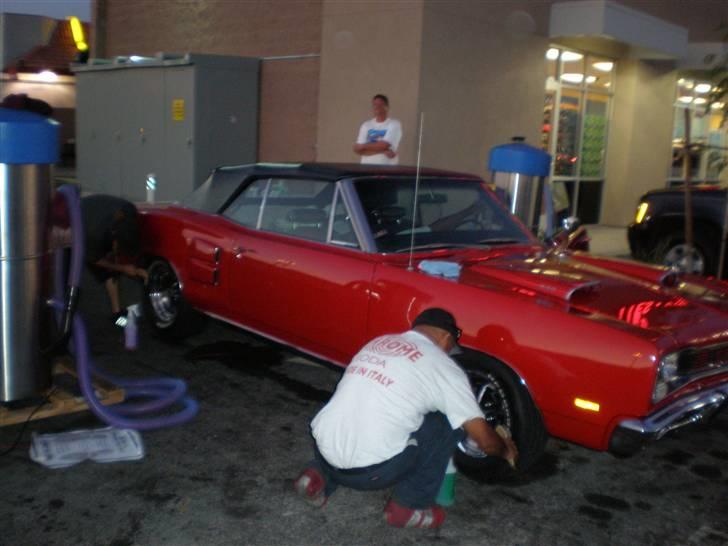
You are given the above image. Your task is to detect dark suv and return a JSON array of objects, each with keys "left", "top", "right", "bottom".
[{"left": 628, "top": 185, "right": 727, "bottom": 278}]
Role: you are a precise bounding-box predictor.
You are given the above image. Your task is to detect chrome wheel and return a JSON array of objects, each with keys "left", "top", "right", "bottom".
[
  {"left": 147, "top": 260, "right": 181, "bottom": 329},
  {"left": 663, "top": 243, "right": 705, "bottom": 275},
  {"left": 457, "top": 370, "right": 513, "bottom": 459}
]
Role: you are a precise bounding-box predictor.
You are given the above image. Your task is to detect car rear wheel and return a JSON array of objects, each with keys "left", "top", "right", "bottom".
[
  {"left": 454, "top": 355, "right": 547, "bottom": 478},
  {"left": 145, "top": 258, "right": 204, "bottom": 338}
]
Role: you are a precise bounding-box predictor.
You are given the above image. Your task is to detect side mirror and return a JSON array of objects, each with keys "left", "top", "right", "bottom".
[
  {"left": 550, "top": 216, "right": 590, "bottom": 252},
  {"left": 562, "top": 216, "right": 581, "bottom": 233}
]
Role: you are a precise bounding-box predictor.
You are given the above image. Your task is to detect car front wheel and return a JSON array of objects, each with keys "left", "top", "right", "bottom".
[
  {"left": 454, "top": 355, "right": 548, "bottom": 478},
  {"left": 657, "top": 232, "right": 717, "bottom": 276},
  {"left": 145, "top": 258, "right": 204, "bottom": 338}
]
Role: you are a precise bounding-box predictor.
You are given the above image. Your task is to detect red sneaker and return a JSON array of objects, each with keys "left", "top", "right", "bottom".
[
  {"left": 383, "top": 499, "right": 446, "bottom": 528},
  {"left": 293, "top": 468, "right": 328, "bottom": 508}
]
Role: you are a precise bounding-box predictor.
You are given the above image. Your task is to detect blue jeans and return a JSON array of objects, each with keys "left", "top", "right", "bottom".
[{"left": 311, "top": 412, "right": 466, "bottom": 509}]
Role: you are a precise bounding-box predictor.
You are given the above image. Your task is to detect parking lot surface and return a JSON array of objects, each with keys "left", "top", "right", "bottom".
[{"left": 1, "top": 278, "right": 727, "bottom": 546}]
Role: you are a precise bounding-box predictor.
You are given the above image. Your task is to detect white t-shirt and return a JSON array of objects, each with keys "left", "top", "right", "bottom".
[
  {"left": 356, "top": 117, "right": 403, "bottom": 165},
  {"left": 311, "top": 330, "right": 484, "bottom": 469}
]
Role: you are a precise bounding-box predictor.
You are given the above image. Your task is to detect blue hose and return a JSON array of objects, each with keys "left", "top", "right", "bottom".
[{"left": 54, "top": 185, "right": 198, "bottom": 430}]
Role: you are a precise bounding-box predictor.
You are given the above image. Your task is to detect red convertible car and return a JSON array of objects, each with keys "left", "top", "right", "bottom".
[{"left": 141, "top": 163, "right": 728, "bottom": 473}]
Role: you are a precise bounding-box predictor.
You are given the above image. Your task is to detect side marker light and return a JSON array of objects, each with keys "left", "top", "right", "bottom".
[
  {"left": 574, "top": 398, "right": 600, "bottom": 412},
  {"left": 635, "top": 202, "right": 649, "bottom": 224}
]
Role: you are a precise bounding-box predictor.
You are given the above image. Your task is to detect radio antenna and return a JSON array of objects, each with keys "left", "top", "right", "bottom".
[{"left": 407, "top": 112, "right": 425, "bottom": 272}]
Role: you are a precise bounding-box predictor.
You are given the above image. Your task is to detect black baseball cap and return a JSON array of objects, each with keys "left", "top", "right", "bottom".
[{"left": 412, "top": 308, "right": 461, "bottom": 341}]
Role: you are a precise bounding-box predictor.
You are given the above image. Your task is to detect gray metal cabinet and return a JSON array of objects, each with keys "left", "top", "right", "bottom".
[{"left": 73, "top": 54, "right": 259, "bottom": 202}]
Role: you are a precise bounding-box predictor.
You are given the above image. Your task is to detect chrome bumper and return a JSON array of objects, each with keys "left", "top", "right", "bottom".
[{"left": 609, "top": 383, "right": 728, "bottom": 456}]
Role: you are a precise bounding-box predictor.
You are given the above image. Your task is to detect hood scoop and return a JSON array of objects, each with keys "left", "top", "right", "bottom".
[{"left": 462, "top": 262, "right": 600, "bottom": 302}]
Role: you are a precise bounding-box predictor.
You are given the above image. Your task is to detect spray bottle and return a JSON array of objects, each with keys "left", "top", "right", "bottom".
[
  {"left": 435, "top": 457, "right": 457, "bottom": 507},
  {"left": 124, "top": 304, "right": 140, "bottom": 351}
]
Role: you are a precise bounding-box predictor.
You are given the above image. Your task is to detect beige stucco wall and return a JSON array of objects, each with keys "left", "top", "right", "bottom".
[
  {"left": 602, "top": 59, "right": 676, "bottom": 225},
  {"left": 418, "top": 1, "right": 550, "bottom": 178},
  {"left": 316, "top": 0, "right": 424, "bottom": 165}
]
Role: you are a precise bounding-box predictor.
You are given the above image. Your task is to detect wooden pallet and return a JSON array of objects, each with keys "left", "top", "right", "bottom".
[{"left": 0, "top": 359, "right": 125, "bottom": 427}]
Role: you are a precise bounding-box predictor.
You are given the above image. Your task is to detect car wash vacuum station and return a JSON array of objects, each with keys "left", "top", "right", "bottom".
[{"left": 0, "top": 107, "right": 197, "bottom": 429}]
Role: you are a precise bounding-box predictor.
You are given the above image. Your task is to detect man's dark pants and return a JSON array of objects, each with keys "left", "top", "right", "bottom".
[{"left": 311, "top": 412, "right": 466, "bottom": 509}]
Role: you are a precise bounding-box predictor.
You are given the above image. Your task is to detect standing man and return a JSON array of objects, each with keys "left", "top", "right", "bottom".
[
  {"left": 353, "top": 94, "right": 403, "bottom": 165},
  {"left": 294, "top": 308, "right": 518, "bottom": 529},
  {"left": 81, "top": 194, "right": 148, "bottom": 326}
]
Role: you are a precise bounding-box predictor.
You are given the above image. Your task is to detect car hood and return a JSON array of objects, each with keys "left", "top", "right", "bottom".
[{"left": 449, "top": 250, "right": 728, "bottom": 345}]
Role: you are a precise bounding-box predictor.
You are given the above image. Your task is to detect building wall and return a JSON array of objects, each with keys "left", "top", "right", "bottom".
[
  {"left": 0, "top": 13, "right": 56, "bottom": 71},
  {"left": 418, "top": 1, "right": 550, "bottom": 177},
  {"left": 602, "top": 59, "right": 676, "bottom": 225},
  {"left": 95, "top": 0, "right": 323, "bottom": 162},
  {"left": 316, "top": 0, "right": 425, "bottom": 165}
]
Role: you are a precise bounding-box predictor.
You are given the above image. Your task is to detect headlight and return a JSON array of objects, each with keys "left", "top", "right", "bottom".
[
  {"left": 652, "top": 352, "right": 680, "bottom": 403},
  {"left": 634, "top": 202, "right": 649, "bottom": 224}
]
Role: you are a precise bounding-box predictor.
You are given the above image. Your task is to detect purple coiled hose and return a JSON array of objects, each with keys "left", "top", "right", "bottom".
[{"left": 54, "top": 185, "right": 198, "bottom": 430}]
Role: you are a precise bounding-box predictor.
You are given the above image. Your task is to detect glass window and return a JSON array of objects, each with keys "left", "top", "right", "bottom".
[
  {"left": 259, "top": 178, "right": 334, "bottom": 242},
  {"left": 330, "top": 188, "right": 359, "bottom": 248},
  {"left": 542, "top": 46, "right": 615, "bottom": 224},
  {"left": 669, "top": 78, "right": 727, "bottom": 185},
  {"left": 354, "top": 177, "right": 530, "bottom": 253},
  {"left": 222, "top": 178, "right": 270, "bottom": 228}
]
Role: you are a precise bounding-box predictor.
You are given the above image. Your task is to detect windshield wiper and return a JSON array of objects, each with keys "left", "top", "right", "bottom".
[
  {"left": 476, "top": 238, "right": 523, "bottom": 245},
  {"left": 392, "top": 243, "right": 475, "bottom": 253}
]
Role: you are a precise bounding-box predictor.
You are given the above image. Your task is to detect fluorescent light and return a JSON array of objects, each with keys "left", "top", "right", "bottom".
[
  {"left": 592, "top": 61, "right": 613, "bottom": 72},
  {"left": 560, "top": 73, "right": 584, "bottom": 84},
  {"left": 693, "top": 97, "right": 707, "bottom": 105},
  {"left": 561, "top": 51, "right": 583, "bottom": 62},
  {"left": 678, "top": 96, "right": 694, "bottom": 104},
  {"left": 546, "top": 48, "right": 559, "bottom": 60},
  {"left": 694, "top": 83, "right": 711, "bottom": 94},
  {"left": 585, "top": 75, "right": 597, "bottom": 84},
  {"left": 711, "top": 102, "right": 725, "bottom": 109},
  {"left": 38, "top": 70, "right": 58, "bottom": 82}
]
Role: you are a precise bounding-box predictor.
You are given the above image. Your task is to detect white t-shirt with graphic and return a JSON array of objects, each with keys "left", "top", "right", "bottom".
[
  {"left": 311, "top": 330, "right": 484, "bottom": 469},
  {"left": 356, "top": 117, "right": 403, "bottom": 165}
]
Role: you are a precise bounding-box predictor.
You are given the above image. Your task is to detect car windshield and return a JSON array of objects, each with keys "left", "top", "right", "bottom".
[{"left": 354, "top": 177, "right": 532, "bottom": 253}]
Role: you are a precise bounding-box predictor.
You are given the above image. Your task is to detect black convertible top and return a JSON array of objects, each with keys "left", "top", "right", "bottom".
[
  {"left": 214, "top": 162, "right": 481, "bottom": 181},
  {"left": 182, "top": 162, "right": 483, "bottom": 213}
]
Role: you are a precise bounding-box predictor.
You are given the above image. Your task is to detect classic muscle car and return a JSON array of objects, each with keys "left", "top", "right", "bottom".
[
  {"left": 141, "top": 163, "right": 728, "bottom": 474},
  {"left": 628, "top": 185, "right": 728, "bottom": 278}
]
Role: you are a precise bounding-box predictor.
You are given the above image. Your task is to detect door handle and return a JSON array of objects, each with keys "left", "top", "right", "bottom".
[{"left": 232, "top": 246, "right": 245, "bottom": 259}]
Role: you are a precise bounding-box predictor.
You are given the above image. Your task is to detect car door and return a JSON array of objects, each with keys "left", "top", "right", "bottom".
[{"left": 222, "top": 177, "right": 376, "bottom": 364}]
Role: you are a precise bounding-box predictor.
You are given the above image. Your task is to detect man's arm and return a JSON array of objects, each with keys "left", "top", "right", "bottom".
[
  {"left": 94, "top": 257, "right": 148, "bottom": 281},
  {"left": 353, "top": 141, "right": 392, "bottom": 155},
  {"left": 462, "top": 417, "right": 518, "bottom": 467}
]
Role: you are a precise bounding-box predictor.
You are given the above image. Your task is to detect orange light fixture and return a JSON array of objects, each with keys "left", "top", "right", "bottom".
[{"left": 68, "top": 16, "right": 88, "bottom": 52}]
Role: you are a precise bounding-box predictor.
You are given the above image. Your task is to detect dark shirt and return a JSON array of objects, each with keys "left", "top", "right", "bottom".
[{"left": 81, "top": 195, "right": 138, "bottom": 265}]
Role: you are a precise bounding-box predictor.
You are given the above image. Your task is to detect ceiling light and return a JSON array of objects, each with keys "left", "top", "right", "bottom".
[
  {"left": 560, "top": 73, "right": 584, "bottom": 83},
  {"left": 694, "top": 83, "right": 711, "bottom": 94},
  {"left": 592, "top": 61, "right": 613, "bottom": 72},
  {"left": 678, "top": 78, "right": 686, "bottom": 85},
  {"left": 693, "top": 97, "right": 707, "bottom": 105},
  {"left": 684, "top": 80, "right": 694, "bottom": 89},
  {"left": 711, "top": 102, "right": 725, "bottom": 109},
  {"left": 604, "top": 82, "right": 611, "bottom": 87},
  {"left": 546, "top": 48, "right": 559, "bottom": 60},
  {"left": 561, "top": 51, "right": 583, "bottom": 62},
  {"left": 38, "top": 70, "right": 58, "bottom": 82},
  {"left": 585, "top": 75, "right": 597, "bottom": 84},
  {"left": 678, "top": 96, "right": 694, "bottom": 104}
]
